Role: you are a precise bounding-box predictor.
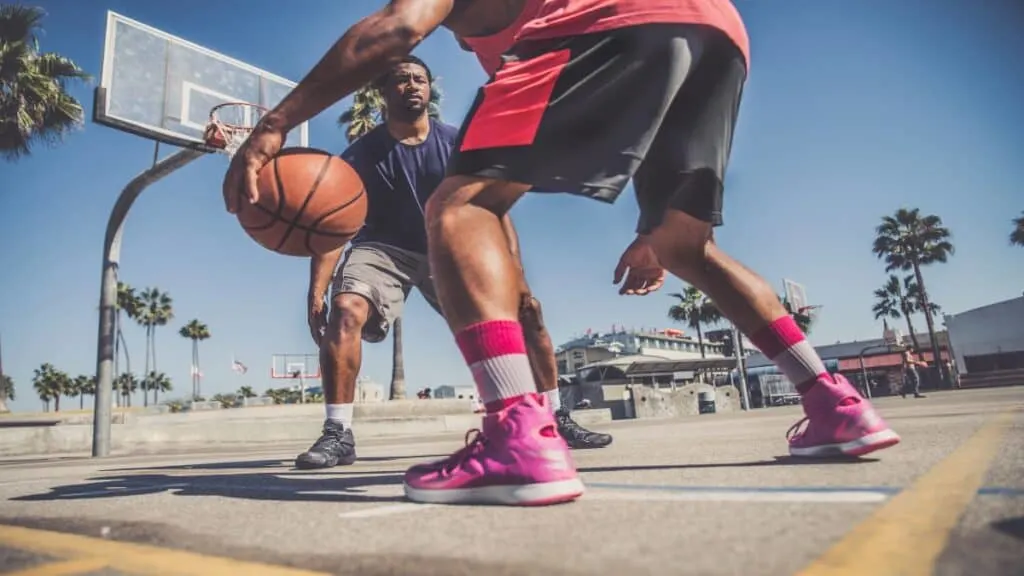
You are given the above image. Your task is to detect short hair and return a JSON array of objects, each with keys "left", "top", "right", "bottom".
[{"left": 374, "top": 55, "right": 433, "bottom": 88}]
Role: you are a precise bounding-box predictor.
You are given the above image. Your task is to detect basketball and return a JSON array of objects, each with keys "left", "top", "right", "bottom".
[{"left": 235, "top": 148, "right": 367, "bottom": 257}]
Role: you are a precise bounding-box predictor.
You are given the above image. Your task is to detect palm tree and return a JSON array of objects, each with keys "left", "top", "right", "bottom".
[
  {"left": 0, "top": 5, "right": 91, "bottom": 161},
  {"left": 872, "top": 208, "right": 954, "bottom": 385},
  {"left": 337, "top": 85, "right": 385, "bottom": 143},
  {"left": 667, "top": 286, "right": 722, "bottom": 358},
  {"left": 114, "top": 282, "right": 141, "bottom": 385},
  {"left": 872, "top": 275, "right": 922, "bottom": 352},
  {"left": 1010, "top": 211, "right": 1024, "bottom": 247},
  {"left": 65, "top": 375, "right": 82, "bottom": 410},
  {"left": 31, "top": 363, "right": 67, "bottom": 412},
  {"left": 337, "top": 79, "right": 443, "bottom": 401},
  {"left": 137, "top": 287, "right": 174, "bottom": 387},
  {"left": 76, "top": 374, "right": 96, "bottom": 410},
  {"left": 143, "top": 371, "right": 172, "bottom": 405},
  {"left": 0, "top": 374, "right": 14, "bottom": 413},
  {"left": 238, "top": 386, "right": 256, "bottom": 399},
  {"left": 115, "top": 372, "right": 138, "bottom": 407},
  {"left": 389, "top": 318, "right": 406, "bottom": 400},
  {"left": 179, "top": 319, "right": 210, "bottom": 400}
]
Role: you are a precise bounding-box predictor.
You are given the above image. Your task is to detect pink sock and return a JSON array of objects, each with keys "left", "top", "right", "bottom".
[
  {"left": 455, "top": 320, "right": 536, "bottom": 413},
  {"left": 750, "top": 315, "right": 829, "bottom": 395}
]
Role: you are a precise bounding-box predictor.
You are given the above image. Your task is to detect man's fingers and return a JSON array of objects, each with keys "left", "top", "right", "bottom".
[
  {"left": 244, "top": 165, "right": 260, "bottom": 206},
  {"left": 613, "top": 257, "right": 627, "bottom": 285}
]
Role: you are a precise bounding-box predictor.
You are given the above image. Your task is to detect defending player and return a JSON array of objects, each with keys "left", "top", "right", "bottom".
[
  {"left": 224, "top": 0, "right": 900, "bottom": 505},
  {"left": 295, "top": 55, "right": 611, "bottom": 469}
]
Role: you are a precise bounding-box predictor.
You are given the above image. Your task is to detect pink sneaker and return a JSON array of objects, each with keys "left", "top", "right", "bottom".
[
  {"left": 788, "top": 374, "right": 901, "bottom": 457},
  {"left": 403, "top": 393, "right": 585, "bottom": 506}
]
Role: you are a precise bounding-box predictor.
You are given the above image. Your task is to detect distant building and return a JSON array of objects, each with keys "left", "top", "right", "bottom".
[
  {"left": 944, "top": 295, "right": 1024, "bottom": 375},
  {"left": 742, "top": 331, "right": 952, "bottom": 403},
  {"left": 555, "top": 327, "right": 726, "bottom": 377},
  {"left": 355, "top": 377, "right": 385, "bottom": 403},
  {"left": 433, "top": 385, "right": 477, "bottom": 400}
]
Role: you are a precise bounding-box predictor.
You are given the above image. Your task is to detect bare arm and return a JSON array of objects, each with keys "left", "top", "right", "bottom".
[
  {"left": 263, "top": 0, "right": 454, "bottom": 134},
  {"left": 308, "top": 247, "right": 346, "bottom": 305}
]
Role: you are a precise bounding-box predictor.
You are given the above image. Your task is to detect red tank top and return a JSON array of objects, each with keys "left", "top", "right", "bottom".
[{"left": 458, "top": 0, "right": 749, "bottom": 74}]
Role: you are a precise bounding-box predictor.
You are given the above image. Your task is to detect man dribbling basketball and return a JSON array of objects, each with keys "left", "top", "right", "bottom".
[
  {"left": 295, "top": 56, "right": 612, "bottom": 470},
  {"left": 225, "top": 0, "right": 901, "bottom": 506}
]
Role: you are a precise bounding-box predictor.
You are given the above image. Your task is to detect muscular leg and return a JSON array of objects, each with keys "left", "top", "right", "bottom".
[
  {"left": 647, "top": 210, "right": 786, "bottom": 338},
  {"left": 295, "top": 293, "right": 370, "bottom": 469},
  {"left": 649, "top": 208, "right": 899, "bottom": 457},
  {"left": 427, "top": 176, "right": 531, "bottom": 331},
  {"left": 518, "top": 291, "right": 557, "bottom": 395},
  {"left": 519, "top": 286, "right": 614, "bottom": 449},
  {"left": 321, "top": 294, "right": 372, "bottom": 405},
  {"left": 403, "top": 176, "right": 584, "bottom": 505}
]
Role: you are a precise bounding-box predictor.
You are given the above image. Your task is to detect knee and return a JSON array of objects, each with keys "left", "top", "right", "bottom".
[
  {"left": 652, "top": 233, "right": 712, "bottom": 279},
  {"left": 324, "top": 294, "right": 370, "bottom": 348},
  {"left": 648, "top": 207, "right": 719, "bottom": 279}
]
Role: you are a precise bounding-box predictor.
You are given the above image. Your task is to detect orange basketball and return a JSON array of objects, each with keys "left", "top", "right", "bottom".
[{"left": 236, "top": 148, "right": 367, "bottom": 256}]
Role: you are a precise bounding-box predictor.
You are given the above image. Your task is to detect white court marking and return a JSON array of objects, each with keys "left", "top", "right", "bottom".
[{"left": 334, "top": 487, "right": 890, "bottom": 520}]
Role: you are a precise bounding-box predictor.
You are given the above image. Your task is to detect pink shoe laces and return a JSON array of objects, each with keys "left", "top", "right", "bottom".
[
  {"left": 786, "top": 417, "right": 809, "bottom": 442},
  {"left": 435, "top": 429, "right": 488, "bottom": 476}
]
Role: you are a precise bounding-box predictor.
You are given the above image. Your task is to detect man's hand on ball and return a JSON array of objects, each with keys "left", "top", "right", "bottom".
[{"left": 222, "top": 121, "right": 285, "bottom": 214}]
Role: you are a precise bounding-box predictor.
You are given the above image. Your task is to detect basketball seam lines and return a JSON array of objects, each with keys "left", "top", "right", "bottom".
[
  {"left": 304, "top": 187, "right": 366, "bottom": 254},
  {"left": 274, "top": 154, "right": 333, "bottom": 252}
]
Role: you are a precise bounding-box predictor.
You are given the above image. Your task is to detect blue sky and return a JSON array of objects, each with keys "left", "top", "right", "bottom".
[{"left": 3, "top": 0, "right": 1023, "bottom": 412}]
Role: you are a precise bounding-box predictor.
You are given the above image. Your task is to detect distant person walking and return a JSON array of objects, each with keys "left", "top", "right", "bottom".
[{"left": 901, "top": 350, "right": 928, "bottom": 399}]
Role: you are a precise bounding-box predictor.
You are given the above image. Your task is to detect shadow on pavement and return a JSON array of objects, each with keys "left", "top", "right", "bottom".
[
  {"left": 579, "top": 455, "right": 881, "bottom": 473},
  {"left": 9, "top": 471, "right": 407, "bottom": 504},
  {"left": 104, "top": 454, "right": 449, "bottom": 473},
  {"left": 992, "top": 516, "right": 1024, "bottom": 541}
]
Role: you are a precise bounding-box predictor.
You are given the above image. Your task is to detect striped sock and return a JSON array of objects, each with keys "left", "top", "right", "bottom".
[
  {"left": 455, "top": 320, "right": 536, "bottom": 413},
  {"left": 750, "top": 315, "right": 829, "bottom": 395}
]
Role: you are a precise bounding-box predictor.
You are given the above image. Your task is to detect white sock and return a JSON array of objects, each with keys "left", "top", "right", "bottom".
[
  {"left": 544, "top": 389, "right": 562, "bottom": 413},
  {"left": 325, "top": 403, "right": 353, "bottom": 428}
]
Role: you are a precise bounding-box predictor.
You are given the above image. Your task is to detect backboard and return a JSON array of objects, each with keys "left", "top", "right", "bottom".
[
  {"left": 271, "top": 354, "right": 320, "bottom": 380},
  {"left": 94, "top": 11, "right": 309, "bottom": 152},
  {"left": 783, "top": 279, "right": 808, "bottom": 314}
]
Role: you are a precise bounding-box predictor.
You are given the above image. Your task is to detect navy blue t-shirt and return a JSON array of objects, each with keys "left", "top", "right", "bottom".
[{"left": 340, "top": 119, "right": 458, "bottom": 254}]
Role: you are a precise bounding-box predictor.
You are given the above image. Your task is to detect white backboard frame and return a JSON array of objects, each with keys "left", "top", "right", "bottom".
[{"left": 94, "top": 11, "right": 309, "bottom": 151}]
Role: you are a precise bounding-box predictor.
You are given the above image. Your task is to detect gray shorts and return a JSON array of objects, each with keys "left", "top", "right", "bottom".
[{"left": 330, "top": 242, "right": 442, "bottom": 343}]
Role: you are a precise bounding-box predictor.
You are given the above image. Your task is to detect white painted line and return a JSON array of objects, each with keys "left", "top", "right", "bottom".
[
  {"left": 339, "top": 503, "right": 436, "bottom": 519},
  {"left": 585, "top": 489, "right": 889, "bottom": 504}
]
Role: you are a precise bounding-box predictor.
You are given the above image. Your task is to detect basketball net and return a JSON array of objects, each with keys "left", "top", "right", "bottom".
[{"left": 205, "top": 102, "right": 266, "bottom": 158}]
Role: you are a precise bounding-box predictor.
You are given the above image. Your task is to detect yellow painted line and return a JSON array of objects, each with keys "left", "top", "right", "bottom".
[
  {"left": 797, "top": 410, "right": 1017, "bottom": 576},
  {"left": 3, "top": 557, "right": 109, "bottom": 576},
  {"left": 0, "top": 524, "right": 330, "bottom": 576}
]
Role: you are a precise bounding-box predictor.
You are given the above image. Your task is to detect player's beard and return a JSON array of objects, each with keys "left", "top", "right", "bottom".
[{"left": 389, "top": 99, "right": 428, "bottom": 124}]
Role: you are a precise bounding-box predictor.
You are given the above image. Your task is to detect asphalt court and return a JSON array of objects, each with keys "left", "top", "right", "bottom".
[{"left": 0, "top": 387, "right": 1021, "bottom": 575}]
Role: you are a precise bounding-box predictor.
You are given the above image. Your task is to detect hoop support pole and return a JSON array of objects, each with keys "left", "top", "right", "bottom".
[{"left": 92, "top": 148, "right": 204, "bottom": 457}]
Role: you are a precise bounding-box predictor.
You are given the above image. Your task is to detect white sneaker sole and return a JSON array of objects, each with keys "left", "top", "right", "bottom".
[
  {"left": 790, "top": 428, "right": 901, "bottom": 458},
  {"left": 404, "top": 478, "right": 585, "bottom": 506}
]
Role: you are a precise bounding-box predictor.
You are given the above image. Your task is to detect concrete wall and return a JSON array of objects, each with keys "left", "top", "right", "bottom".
[
  {"left": 0, "top": 404, "right": 613, "bottom": 457},
  {"left": 630, "top": 384, "right": 742, "bottom": 419},
  {"left": 945, "top": 296, "right": 1024, "bottom": 374}
]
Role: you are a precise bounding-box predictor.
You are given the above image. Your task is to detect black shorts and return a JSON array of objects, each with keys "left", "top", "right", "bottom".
[{"left": 447, "top": 23, "right": 747, "bottom": 232}]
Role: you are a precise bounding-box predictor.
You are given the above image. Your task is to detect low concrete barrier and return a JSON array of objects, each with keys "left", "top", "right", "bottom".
[
  {"left": 0, "top": 408, "right": 613, "bottom": 457},
  {"left": 630, "top": 384, "right": 742, "bottom": 419}
]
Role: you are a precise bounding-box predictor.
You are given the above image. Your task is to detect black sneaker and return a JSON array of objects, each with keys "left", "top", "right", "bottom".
[
  {"left": 294, "top": 419, "right": 357, "bottom": 469},
  {"left": 556, "top": 408, "right": 612, "bottom": 449}
]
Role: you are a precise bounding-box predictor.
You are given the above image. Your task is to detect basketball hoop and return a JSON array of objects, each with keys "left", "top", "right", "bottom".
[{"left": 205, "top": 102, "right": 267, "bottom": 157}]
